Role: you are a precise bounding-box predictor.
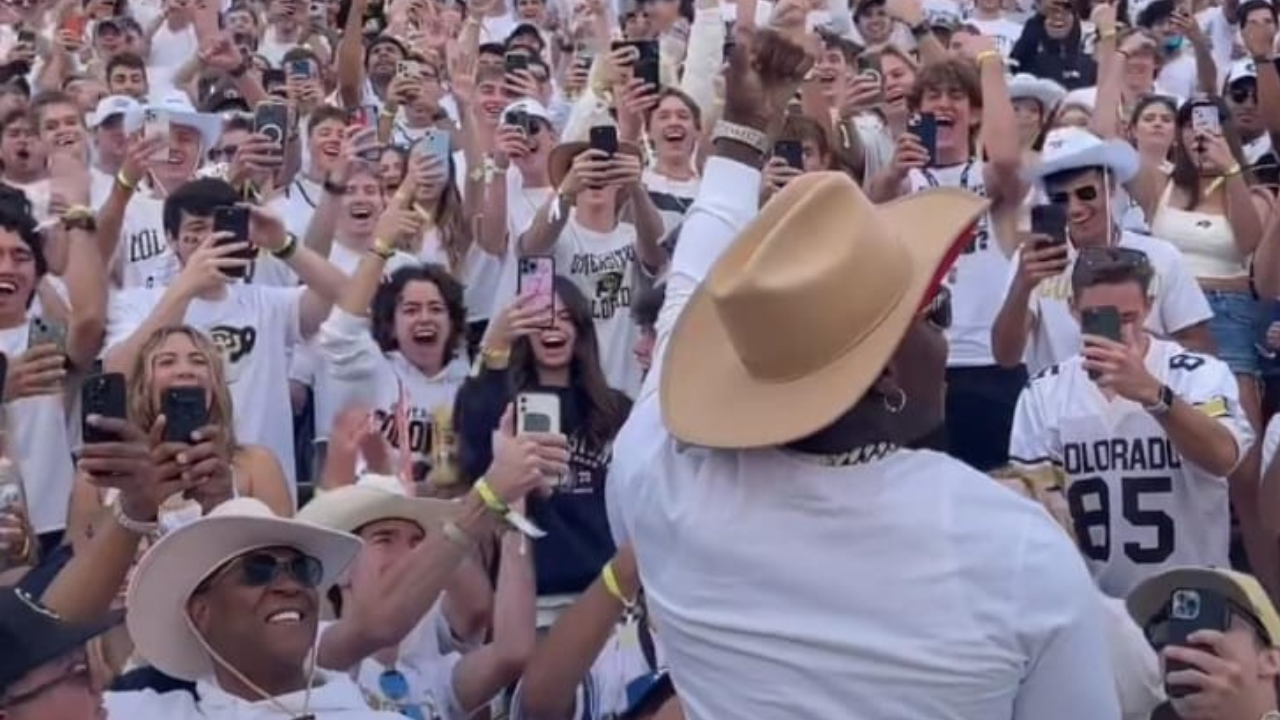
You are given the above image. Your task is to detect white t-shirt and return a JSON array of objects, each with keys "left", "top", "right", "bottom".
[
  {"left": 0, "top": 322, "right": 75, "bottom": 533},
  {"left": 105, "top": 284, "right": 306, "bottom": 490},
  {"left": 6, "top": 178, "right": 52, "bottom": 226},
  {"left": 908, "top": 161, "right": 1008, "bottom": 367},
  {"left": 509, "top": 622, "right": 655, "bottom": 720},
  {"left": 147, "top": 21, "right": 200, "bottom": 98},
  {"left": 967, "top": 17, "right": 1025, "bottom": 57},
  {"left": 607, "top": 156, "right": 1122, "bottom": 720},
  {"left": 642, "top": 169, "right": 699, "bottom": 236},
  {"left": 1008, "top": 231, "right": 1213, "bottom": 374},
  {"left": 104, "top": 672, "right": 405, "bottom": 720},
  {"left": 112, "top": 190, "right": 179, "bottom": 290},
  {"left": 1009, "top": 339, "right": 1250, "bottom": 597},
  {"left": 550, "top": 217, "right": 644, "bottom": 397}
]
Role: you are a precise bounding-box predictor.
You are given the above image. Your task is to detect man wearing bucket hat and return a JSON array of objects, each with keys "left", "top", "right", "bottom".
[
  {"left": 992, "top": 126, "right": 1213, "bottom": 374},
  {"left": 1128, "top": 567, "right": 1280, "bottom": 720},
  {"left": 299, "top": 474, "right": 535, "bottom": 719},
  {"left": 605, "top": 17, "right": 1119, "bottom": 720},
  {"left": 44, "top": 406, "right": 565, "bottom": 719}
]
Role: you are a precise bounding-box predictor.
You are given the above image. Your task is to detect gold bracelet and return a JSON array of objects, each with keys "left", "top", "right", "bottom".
[
  {"left": 115, "top": 171, "right": 136, "bottom": 192},
  {"left": 370, "top": 237, "right": 395, "bottom": 259},
  {"left": 975, "top": 50, "right": 1001, "bottom": 66}
]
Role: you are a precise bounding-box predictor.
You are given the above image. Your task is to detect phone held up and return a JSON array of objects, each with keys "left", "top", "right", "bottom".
[
  {"left": 909, "top": 112, "right": 937, "bottom": 166},
  {"left": 213, "top": 206, "right": 256, "bottom": 279},
  {"left": 774, "top": 140, "right": 803, "bottom": 171},
  {"left": 1080, "top": 305, "right": 1122, "bottom": 380},
  {"left": 1163, "top": 588, "right": 1231, "bottom": 699},
  {"left": 162, "top": 387, "right": 210, "bottom": 444},
  {"left": 143, "top": 108, "right": 171, "bottom": 162},
  {"left": 516, "top": 391, "right": 561, "bottom": 435},
  {"left": 81, "top": 372, "right": 128, "bottom": 443},
  {"left": 517, "top": 255, "right": 556, "bottom": 328},
  {"left": 254, "top": 102, "right": 290, "bottom": 160},
  {"left": 1030, "top": 204, "right": 1069, "bottom": 249},
  {"left": 28, "top": 316, "right": 67, "bottom": 355}
]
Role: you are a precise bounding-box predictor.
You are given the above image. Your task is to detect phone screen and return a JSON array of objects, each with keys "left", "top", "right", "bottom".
[{"left": 517, "top": 255, "right": 556, "bottom": 328}]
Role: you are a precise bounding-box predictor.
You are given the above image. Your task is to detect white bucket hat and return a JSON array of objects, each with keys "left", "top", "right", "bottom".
[
  {"left": 122, "top": 91, "right": 224, "bottom": 151},
  {"left": 125, "top": 498, "right": 362, "bottom": 681},
  {"left": 1008, "top": 74, "right": 1068, "bottom": 113},
  {"left": 297, "top": 473, "right": 458, "bottom": 535},
  {"left": 1023, "top": 126, "right": 1141, "bottom": 185}
]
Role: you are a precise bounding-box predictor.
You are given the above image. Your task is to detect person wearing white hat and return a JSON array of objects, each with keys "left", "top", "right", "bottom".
[
  {"left": 1008, "top": 73, "right": 1067, "bottom": 152},
  {"left": 992, "top": 126, "right": 1213, "bottom": 376},
  {"left": 300, "top": 474, "right": 535, "bottom": 720},
  {"left": 98, "top": 91, "right": 225, "bottom": 290},
  {"left": 87, "top": 94, "right": 142, "bottom": 206},
  {"left": 608, "top": 25, "right": 1119, "bottom": 720},
  {"left": 1220, "top": 57, "right": 1280, "bottom": 173}
]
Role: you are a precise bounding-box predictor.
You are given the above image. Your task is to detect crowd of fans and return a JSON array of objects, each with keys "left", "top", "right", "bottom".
[{"left": 4, "top": 0, "right": 1280, "bottom": 715}]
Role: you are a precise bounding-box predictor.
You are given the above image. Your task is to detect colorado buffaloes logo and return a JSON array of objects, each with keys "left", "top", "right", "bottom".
[
  {"left": 208, "top": 325, "right": 257, "bottom": 364},
  {"left": 596, "top": 271, "right": 623, "bottom": 302}
]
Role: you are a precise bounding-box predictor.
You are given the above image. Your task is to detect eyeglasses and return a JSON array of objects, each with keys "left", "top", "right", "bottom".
[
  {"left": 1228, "top": 83, "right": 1257, "bottom": 104},
  {"left": 209, "top": 145, "right": 238, "bottom": 161},
  {"left": 378, "top": 669, "right": 427, "bottom": 720},
  {"left": 1046, "top": 184, "right": 1099, "bottom": 205},
  {"left": 197, "top": 551, "right": 324, "bottom": 591},
  {"left": 0, "top": 660, "right": 92, "bottom": 708},
  {"left": 919, "top": 285, "right": 952, "bottom": 330}
]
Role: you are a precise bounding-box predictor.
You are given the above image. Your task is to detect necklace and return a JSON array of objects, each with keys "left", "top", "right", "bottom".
[{"left": 784, "top": 441, "right": 899, "bottom": 467}]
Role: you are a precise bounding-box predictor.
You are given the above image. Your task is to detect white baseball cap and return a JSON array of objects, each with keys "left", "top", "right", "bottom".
[{"left": 89, "top": 95, "right": 141, "bottom": 129}]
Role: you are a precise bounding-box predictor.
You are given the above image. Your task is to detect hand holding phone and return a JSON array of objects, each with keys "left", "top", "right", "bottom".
[
  {"left": 516, "top": 391, "right": 561, "bottom": 435},
  {"left": 1190, "top": 104, "right": 1221, "bottom": 135},
  {"left": 517, "top": 256, "right": 556, "bottom": 328},
  {"left": 143, "top": 109, "right": 171, "bottom": 162},
  {"left": 213, "top": 206, "right": 256, "bottom": 279},
  {"left": 774, "top": 140, "right": 804, "bottom": 170},
  {"left": 253, "top": 102, "right": 290, "bottom": 158},
  {"left": 909, "top": 113, "right": 938, "bottom": 166},
  {"left": 161, "top": 387, "right": 210, "bottom": 444},
  {"left": 1030, "top": 204, "right": 1069, "bottom": 249},
  {"left": 1080, "top": 305, "right": 1122, "bottom": 380},
  {"left": 82, "top": 372, "right": 127, "bottom": 443},
  {"left": 1164, "top": 588, "right": 1231, "bottom": 699}
]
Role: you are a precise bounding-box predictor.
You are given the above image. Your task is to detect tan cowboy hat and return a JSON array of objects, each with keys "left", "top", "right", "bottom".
[
  {"left": 296, "top": 473, "right": 458, "bottom": 535},
  {"left": 660, "top": 172, "right": 988, "bottom": 449},
  {"left": 548, "top": 139, "right": 644, "bottom": 189},
  {"left": 125, "top": 498, "right": 362, "bottom": 681}
]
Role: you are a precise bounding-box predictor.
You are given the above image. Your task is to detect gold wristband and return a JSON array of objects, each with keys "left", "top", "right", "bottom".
[
  {"left": 115, "top": 171, "right": 137, "bottom": 192},
  {"left": 371, "top": 238, "right": 395, "bottom": 259},
  {"left": 481, "top": 346, "right": 510, "bottom": 369},
  {"left": 975, "top": 50, "right": 1001, "bottom": 66}
]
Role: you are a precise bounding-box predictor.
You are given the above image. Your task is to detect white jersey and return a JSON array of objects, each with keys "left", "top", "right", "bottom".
[
  {"left": 1009, "top": 338, "right": 1251, "bottom": 598},
  {"left": 908, "top": 160, "right": 1008, "bottom": 367}
]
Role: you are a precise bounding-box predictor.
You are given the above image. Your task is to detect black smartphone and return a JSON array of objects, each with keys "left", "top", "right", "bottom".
[
  {"left": 910, "top": 113, "right": 938, "bottom": 165},
  {"left": 1164, "top": 588, "right": 1231, "bottom": 699},
  {"left": 1031, "top": 204, "right": 1068, "bottom": 248},
  {"left": 161, "top": 387, "right": 209, "bottom": 444},
  {"left": 774, "top": 140, "right": 803, "bottom": 170},
  {"left": 288, "top": 58, "right": 313, "bottom": 78},
  {"left": 81, "top": 372, "right": 127, "bottom": 443},
  {"left": 213, "top": 206, "right": 255, "bottom": 279},
  {"left": 589, "top": 125, "right": 618, "bottom": 156},
  {"left": 0, "top": 352, "right": 9, "bottom": 405},
  {"left": 1081, "top": 305, "right": 1122, "bottom": 379},
  {"left": 16, "top": 29, "right": 35, "bottom": 44},
  {"left": 253, "top": 101, "right": 290, "bottom": 157},
  {"left": 856, "top": 53, "right": 883, "bottom": 101},
  {"left": 504, "top": 108, "right": 532, "bottom": 134},
  {"left": 504, "top": 53, "right": 528, "bottom": 74},
  {"left": 261, "top": 68, "right": 286, "bottom": 90}
]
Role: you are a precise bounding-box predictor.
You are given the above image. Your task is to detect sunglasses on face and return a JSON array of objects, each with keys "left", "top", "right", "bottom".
[
  {"left": 1229, "top": 83, "right": 1258, "bottom": 104},
  {"left": 1046, "top": 184, "right": 1099, "bottom": 205},
  {"left": 919, "top": 285, "right": 952, "bottom": 330},
  {"left": 228, "top": 551, "right": 323, "bottom": 588},
  {"left": 209, "top": 145, "right": 237, "bottom": 161}
]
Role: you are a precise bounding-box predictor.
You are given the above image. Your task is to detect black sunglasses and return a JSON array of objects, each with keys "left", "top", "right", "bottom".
[
  {"left": 209, "top": 144, "right": 238, "bottom": 161},
  {"left": 230, "top": 551, "right": 323, "bottom": 588},
  {"left": 1229, "top": 83, "right": 1257, "bottom": 104},
  {"left": 1046, "top": 184, "right": 1099, "bottom": 205}
]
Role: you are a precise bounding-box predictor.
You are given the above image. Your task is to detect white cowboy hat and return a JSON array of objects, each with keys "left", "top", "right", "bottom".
[
  {"left": 660, "top": 172, "right": 989, "bottom": 449},
  {"left": 122, "top": 91, "right": 224, "bottom": 151},
  {"left": 1008, "top": 73, "right": 1068, "bottom": 112},
  {"left": 1023, "top": 126, "right": 1140, "bottom": 185},
  {"left": 125, "top": 498, "right": 362, "bottom": 681},
  {"left": 296, "top": 473, "right": 458, "bottom": 535}
]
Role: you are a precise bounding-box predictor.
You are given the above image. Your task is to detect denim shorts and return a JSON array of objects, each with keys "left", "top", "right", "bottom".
[{"left": 1205, "top": 289, "right": 1262, "bottom": 376}]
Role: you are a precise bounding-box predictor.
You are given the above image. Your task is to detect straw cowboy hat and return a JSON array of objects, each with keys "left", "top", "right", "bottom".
[
  {"left": 1008, "top": 73, "right": 1068, "bottom": 112},
  {"left": 548, "top": 136, "right": 644, "bottom": 189},
  {"left": 297, "top": 473, "right": 458, "bottom": 534},
  {"left": 660, "top": 172, "right": 989, "bottom": 449},
  {"left": 125, "top": 498, "right": 362, "bottom": 681}
]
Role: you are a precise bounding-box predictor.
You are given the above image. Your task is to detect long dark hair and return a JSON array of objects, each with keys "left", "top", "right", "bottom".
[
  {"left": 371, "top": 264, "right": 468, "bottom": 365},
  {"left": 509, "top": 276, "right": 628, "bottom": 449},
  {"left": 1172, "top": 96, "right": 1252, "bottom": 211}
]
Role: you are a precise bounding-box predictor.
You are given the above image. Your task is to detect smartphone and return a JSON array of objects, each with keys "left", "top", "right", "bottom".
[
  {"left": 589, "top": 125, "right": 618, "bottom": 156},
  {"left": 60, "top": 12, "right": 88, "bottom": 39},
  {"left": 262, "top": 68, "right": 286, "bottom": 90},
  {"left": 1030, "top": 204, "right": 1068, "bottom": 248},
  {"left": 1164, "top": 588, "right": 1231, "bottom": 698},
  {"left": 213, "top": 206, "right": 255, "bottom": 279},
  {"left": 504, "top": 109, "right": 531, "bottom": 134},
  {"left": 635, "top": 56, "right": 661, "bottom": 90},
  {"left": 774, "top": 140, "right": 803, "bottom": 170},
  {"left": 143, "top": 108, "right": 171, "bottom": 162},
  {"left": 856, "top": 53, "right": 884, "bottom": 101},
  {"left": 28, "top": 316, "right": 67, "bottom": 354},
  {"left": 516, "top": 391, "right": 561, "bottom": 435},
  {"left": 16, "top": 29, "right": 36, "bottom": 44},
  {"left": 504, "top": 53, "right": 528, "bottom": 74},
  {"left": 396, "top": 59, "right": 421, "bottom": 78},
  {"left": 288, "top": 58, "right": 313, "bottom": 78},
  {"left": 910, "top": 112, "right": 938, "bottom": 165},
  {"left": 420, "top": 128, "right": 450, "bottom": 162},
  {"left": 1081, "top": 305, "right": 1122, "bottom": 379},
  {"left": 1190, "top": 104, "right": 1221, "bottom": 134},
  {"left": 161, "top": 387, "right": 209, "bottom": 444},
  {"left": 254, "top": 102, "right": 290, "bottom": 157},
  {"left": 81, "top": 372, "right": 127, "bottom": 444},
  {"left": 517, "top": 255, "right": 556, "bottom": 328}
]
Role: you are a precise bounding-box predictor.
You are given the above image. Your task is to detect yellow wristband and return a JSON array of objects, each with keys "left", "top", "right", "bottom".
[
  {"left": 474, "top": 477, "right": 509, "bottom": 515},
  {"left": 115, "top": 171, "right": 136, "bottom": 192},
  {"left": 601, "top": 561, "right": 635, "bottom": 608},
  {"left": 976, "top": 50, "right": 1001, "bottom": 66},
  {"left": 371, "top": 238, "right": 396, "bottom": 259}
]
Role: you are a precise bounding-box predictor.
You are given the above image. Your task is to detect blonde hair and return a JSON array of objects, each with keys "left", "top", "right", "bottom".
[{"left": 128, "top": 325, "right": 239, "bottom": 454}]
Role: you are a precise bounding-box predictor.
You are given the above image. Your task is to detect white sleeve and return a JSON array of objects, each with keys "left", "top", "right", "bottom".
[
  {"left": 1174, "top": 353, "right": 1256, "bottom": 466},
  {"left": 253, "top": 285, "right": 307, "bottom": 346},
  {"left": 1099, "top": 596, "right": 1166, "bottom": 720},
  {"left": 1157, "top": 254, "right": 1213, "bottom": 334},
  {"left": 1008, "top": 378, "right": 1059, "bottom": 470},
  {"left": 103, "top": 289, "right": 156, "bottom": 351},
  {"left": 1011, "top": 522, "right": 1123, "bottom": 720}
]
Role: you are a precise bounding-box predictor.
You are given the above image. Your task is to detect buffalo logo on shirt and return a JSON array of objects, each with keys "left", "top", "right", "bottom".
[{"left": 208, "top": 325, "right": 258, "bottom": 364}]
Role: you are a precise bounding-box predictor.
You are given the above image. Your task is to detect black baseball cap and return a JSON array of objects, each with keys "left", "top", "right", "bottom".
[{"left": 0, "top": 587, "right": 123, "bottom": 695}]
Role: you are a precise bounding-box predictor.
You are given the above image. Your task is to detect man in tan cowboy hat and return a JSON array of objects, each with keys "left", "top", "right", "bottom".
[
  {"left": 41, "top": 408, "right": 566, "bottom": 719},
  {"left": 299, "top": 473, "right": 535, "bottom": 719},
  {"left": 604, "top": 14, "right": 1121, "bottom": 720}
]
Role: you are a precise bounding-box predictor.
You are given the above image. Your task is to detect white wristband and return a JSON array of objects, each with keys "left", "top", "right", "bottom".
[{"left": 112, "top": 496, "right": 160, "bottom": 536}]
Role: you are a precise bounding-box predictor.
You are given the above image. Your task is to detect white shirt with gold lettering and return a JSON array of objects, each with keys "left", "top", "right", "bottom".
[
  {"left": 1009, "top": 338, "right": 1250, "bottom": 598},
  {"left": 1005, "top": 231, "right": 1212, "bottom": 375}
]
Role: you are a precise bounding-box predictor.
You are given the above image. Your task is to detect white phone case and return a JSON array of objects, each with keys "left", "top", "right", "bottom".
[{"left": 517, "top": 392, "right": 561, "bottom": 435}]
